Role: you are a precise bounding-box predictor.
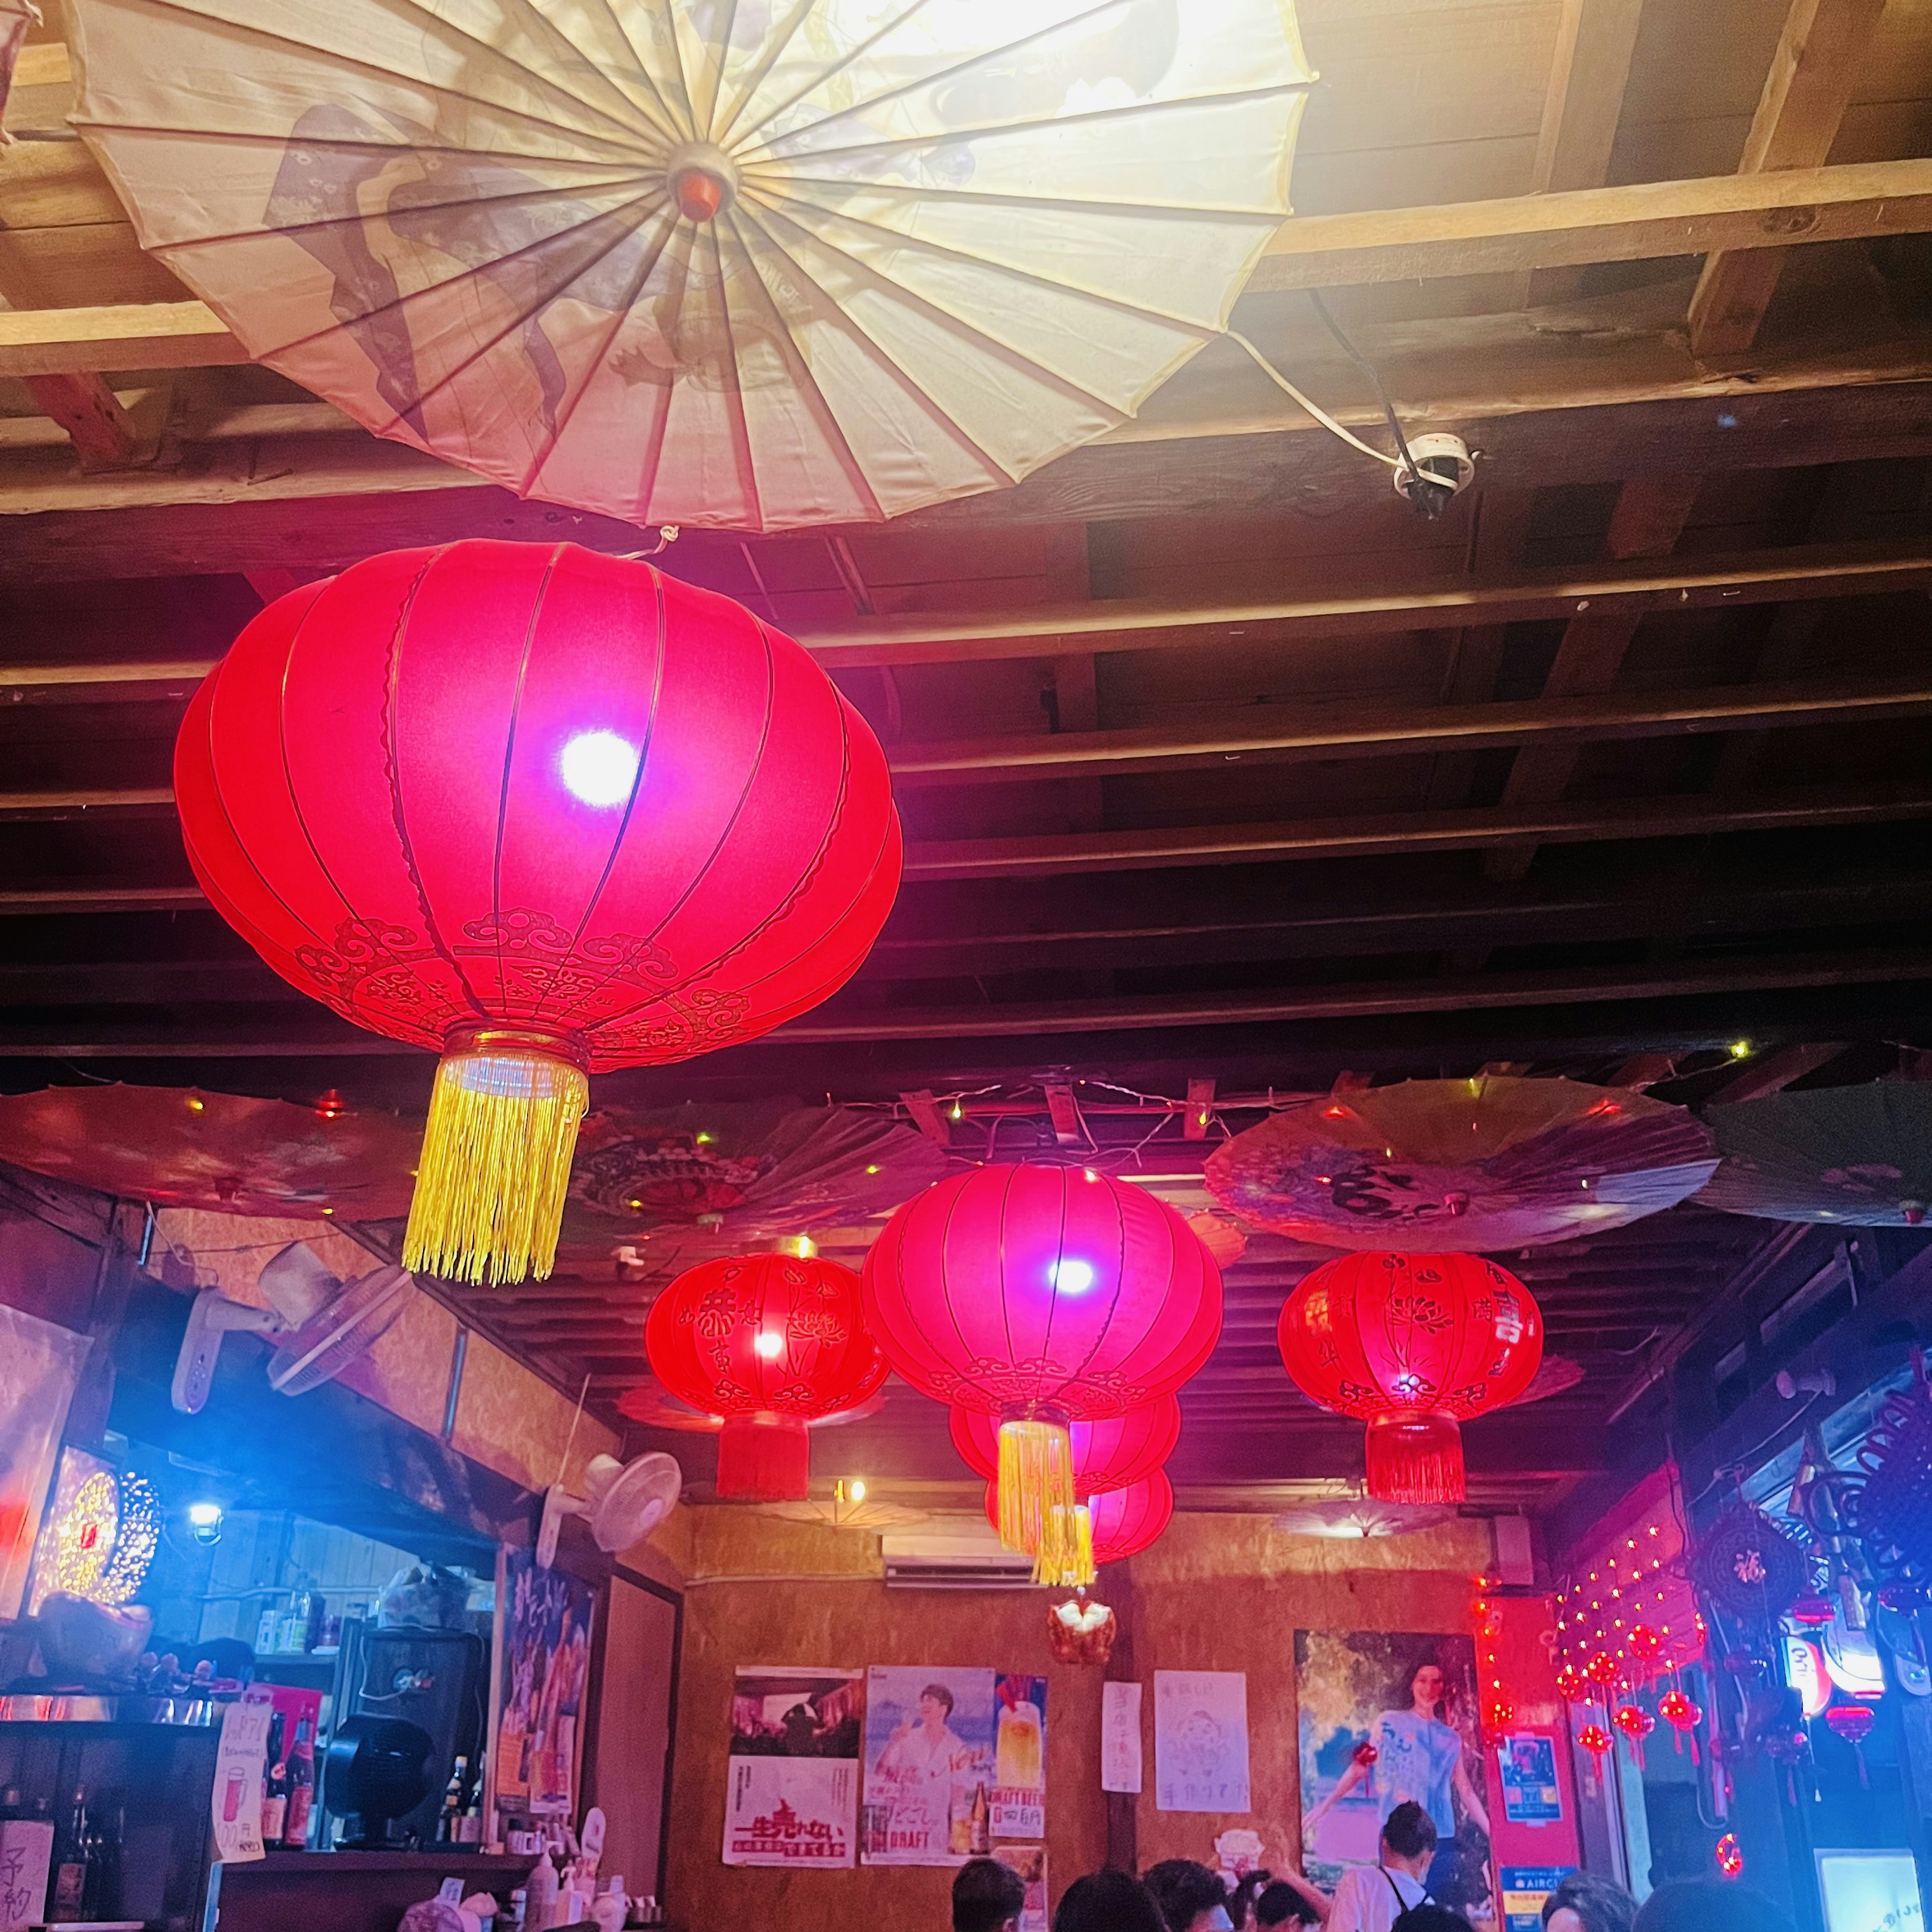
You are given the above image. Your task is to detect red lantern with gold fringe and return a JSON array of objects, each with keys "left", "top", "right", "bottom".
[
  {"left": 984, "top": 1470, "right": 1176, "bottom": 1586},
  {"left": 866, "top": 1164, "right": 1219, "bottom": 1580},
  {"left": 949, "top": 1398, "right": 1180, "bottom": 1493},
  {"left": 645, "top": 1252, "right": 887, "bottom": 1501},
  {"left": 1277, "top": 1251, "right": 1543, "bottom": 1502},
  {"left": 176, "top": 541, "right": 901, "bottom": 1286}
]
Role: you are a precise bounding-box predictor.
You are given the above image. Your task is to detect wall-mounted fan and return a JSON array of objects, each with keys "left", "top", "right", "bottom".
[
  {"left": 170, "top": 1242, "right": 415, "bottom": 1413},
  {"left": 536, "top": 1453, "right": 682, "bottom": 1567}
]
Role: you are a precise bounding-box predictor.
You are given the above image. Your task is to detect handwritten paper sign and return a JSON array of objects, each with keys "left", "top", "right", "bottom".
[
  {"left": 1102, "top": 1681, "right": 1143, "bottom": 1795},
  {"left": 1154, "top": 1671, "right": 1250, "bottom": 1814},
  {"left": 211, "top": 1689, "right": 275, "bottom": 1863}
]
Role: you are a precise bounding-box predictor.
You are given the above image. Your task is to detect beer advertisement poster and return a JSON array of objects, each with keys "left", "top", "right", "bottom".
[
  {"left": 722, "top": 1668, "right": 863, "bottom": 1869},
  {"left": 990, "top": 1674, "right": 1048, "bottom": 1839},
  {"left": 861, "top": 1666, "right": 997, "bottom": 1867}
]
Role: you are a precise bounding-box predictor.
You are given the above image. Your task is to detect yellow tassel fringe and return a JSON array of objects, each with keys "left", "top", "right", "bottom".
[
  {"left": 997, "top": 1417, "right": 1077, "bottom": 1559},
  {"left": 403, "top": 1043, "right": 588, "bottom": 1285},
  {"left": 1033, "top": 1504, "right": 1097, "bottom": 1589}
]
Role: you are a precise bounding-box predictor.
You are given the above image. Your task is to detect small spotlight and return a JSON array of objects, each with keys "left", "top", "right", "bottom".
[
  {"left": 754, "top": 1331, "right": 783, "bottom": 1359},
  {"left": 187, "top": 1501, "right": 223, "bottom": 1546}
]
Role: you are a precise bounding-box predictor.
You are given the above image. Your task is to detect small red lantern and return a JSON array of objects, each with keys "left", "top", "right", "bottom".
[
  {"left": 1628, "top": 1624, "right": 1662, "bottom": 1662},
  {"left": 1790, "top": 1593, "right": 1836, "bottom": 1628},
  {"left": 1826, "top": 1703, "right": 1877, "bottom": 1786},
  {"left": 868, "top": 1164, "right": 1220, "bottom": 1570},
  {"left": 1277, "top": 1251, "right": 1543, "bottom": 1502},
  {"left": 1485, "top": 1696, "right": 1516, "bottom": 1736},
  {"left": 1614, "top": 1703, "right": 1655, "bottom": 1767},
  {"left": 1586, "top": 1650, "right": 1622, "bottom": 1690},
  {"left": 1556, "top": 1664, "right": 1589, "bottom": 1703},
  {"left": 949, "top": 1398, "right": 1179, "bottom": 1492},
  {"left": 1716, "top": 1834, "right": 1743, "bottom": 1880},
  {"left": 1578, "top": 1723, "right": 1613, "bottom": 1769},
  {"left": 178, "top": 542, "right": 901, "bottom": 1284},
  {"left": 1659, "top": 1686, "right": 1703, "bottom": 1763},
  {"left": 645, "top": 1252, "right": 887, "bottom": 1500}
]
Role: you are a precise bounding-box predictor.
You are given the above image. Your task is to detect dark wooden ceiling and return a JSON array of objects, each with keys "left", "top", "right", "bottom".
[{"left": 2, "top": 0, "right": 1929, "bottom": 1511}]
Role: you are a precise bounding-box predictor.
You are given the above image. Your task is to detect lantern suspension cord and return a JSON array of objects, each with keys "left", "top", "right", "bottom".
[
  {"left": 618, "top": 525, "right": 681, "bottom": 559},
  {"left": 1224, "top": 291, "right": 1424, "bottom": 482}
]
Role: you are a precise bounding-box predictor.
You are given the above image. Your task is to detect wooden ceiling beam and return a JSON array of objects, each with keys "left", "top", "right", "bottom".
[
  {"left": 904, "top": 782, "right": 1932, "bottom": 881},
  {"left": 3, "top": 945, "right": 1925, "bottom": 1054},
  {"left": 1688, "top": 0, "right": 1891, "bottom": 357},
  {"left": 7, "top": 156, "right": 1927, "bottom": 381},
  {"left": 1704, "top": 1039, "right": 1848, "bottom": 1101}
]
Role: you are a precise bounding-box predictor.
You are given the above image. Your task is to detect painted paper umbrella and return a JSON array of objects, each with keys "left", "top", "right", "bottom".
[
  {"left": 1206, "top": 1076, "right": 1717, "bottom": 1250},
  {"left": 0, "top": 1083, "right": 420, "bottom": 1220},
  {"left": 1697, "top": 1084, "right": 1932, "bottom": 1226},
  {"left": 70, "top": 0, "right": 1313, "bottom": 529}
]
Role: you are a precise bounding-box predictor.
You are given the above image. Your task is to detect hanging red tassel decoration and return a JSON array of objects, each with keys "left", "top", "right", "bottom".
[
  {"left": 1659, "top": 1686, "right": 1703, "bottom": 1765},
  {"left": 1826, "top": 1704, "right": 1876, "bottom": 1788},
  {"left": 1614, "top": 1703, "right": 1655, "bottom": 1769}
]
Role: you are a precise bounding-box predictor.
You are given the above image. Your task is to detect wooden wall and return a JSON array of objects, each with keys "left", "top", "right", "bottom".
[{"left": 656, "top": 1509, "right": 1496, "bottom": 1928}]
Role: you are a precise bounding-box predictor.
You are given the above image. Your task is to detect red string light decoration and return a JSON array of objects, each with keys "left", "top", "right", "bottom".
[
  {"left": 866, "top": 1164, "right": 1220, "bottom": 1578},
  {"left": 177, "top": 542, "right": 901, "bottom": 1284},
  {"left": 1555, "top": 1464, "right": 1706, "bottom": 1688},
  {"left": 1276, "top": 1251, "right": 1543, "bottom": 1503},
  {"left": 1658, "top": 1686, "right": 1703, "bottom": 1765},
  {"left": 1715, "top": 1834, "right": 1744, "bottom": 1880},
  {"left": 1613, "top": 1703, "right": 1655, "bottom": 1768},
  {"left": 949, "top": 1397, "right": 1179, "bottom": 1493},
  {"left": 645, "top": 1252, "right": 887, "bottom": 1501},
  {"left": 1472, "top": 1574, "right": 1514, "bottom": 1740}
]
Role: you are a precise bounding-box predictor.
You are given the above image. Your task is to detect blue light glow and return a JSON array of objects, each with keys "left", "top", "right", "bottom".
[{"left": 561, "top": 731, "right": 641, "bottom": 807}]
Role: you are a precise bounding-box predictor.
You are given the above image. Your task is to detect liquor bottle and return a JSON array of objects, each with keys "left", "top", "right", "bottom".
[
  {"left": 284, "top": 1717, "right": 316, "bottom": 1846},
  {"left": 438, "top": 1758, "right": 467, "bottom": 1843},
  {"left": 969, "top": 1781, "right": 991, "bottom": 1856},
  {"left": 260, "top": 1712, "right": 290, "bottom": 1844},
  {"left": 45, "top": 1787, "right": 90, "bottom": 1923}
]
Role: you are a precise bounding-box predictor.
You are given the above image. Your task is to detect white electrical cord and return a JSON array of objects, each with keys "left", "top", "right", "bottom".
[{"left": 1225, "top": 327, "right": 1410, "bottom": 474}]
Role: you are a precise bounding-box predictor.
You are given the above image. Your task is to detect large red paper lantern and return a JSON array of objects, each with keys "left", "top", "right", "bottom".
[
  {"left": 865, "top": 1164, "right": 1219, "bottom": 1572},
  {"left": 982, "top": 1470, "right": 1175, "bottom": 1584},
  {"left": 1277, "top": 1251, "right": 1543, "bottom": 1503},
  {"left": 644, "top": 1252, "right": 888, "bottom": 1501},
  {"left": 949, "top": 1397, "right": 1180, "bottom": 1492},
  {"left": 176, "top": 541, "right": 901, "bottom": 1284}
]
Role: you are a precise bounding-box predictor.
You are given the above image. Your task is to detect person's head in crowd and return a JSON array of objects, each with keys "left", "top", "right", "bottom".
[
  {"left": 1381, "top": 1800, "right": 1439, "bottom": 1876},
  {"left": 1632, "top": 1880, "right": 1797, "bottom": 1932},
  {"left": 1543, "top": 1871, "right": 1638, "bottom": 1932},
  {"left": 1256, "top": 1880, "right": 1322, "bottom": 1926},
  {"left": 1143, "top": 1858, "right": 1234, "bottom": 1932},
  {"left": 1228, "top": 1870, "right": 1271, "bottom": 1929},
  {"left": 1054, "top": 1870, "right": 1170, "bottom": 1932},
  {"left": 952, "top": 1858, "right": 1026, "bottom": 1932},
  {"left": 1393, "top": 1910, "right": 1475, "bottom": 1932}
]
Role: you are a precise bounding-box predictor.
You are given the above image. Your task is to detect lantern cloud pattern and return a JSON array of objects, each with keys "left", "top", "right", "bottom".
[
  {"left": 176, "top": 541, "right": 901, "bottom": 1283},
  {"left": 1278, "top": 1251, "right": 1544, "bottom": 1503}
]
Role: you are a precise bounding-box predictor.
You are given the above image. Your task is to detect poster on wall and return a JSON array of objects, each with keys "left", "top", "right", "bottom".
[
  {"left": 1496, "top": 1734, "right": 1563, "bottom": 1826},
  {"left": 496, "top": 1551, "right": 596, "bottom": 1819},
  {"left": 1153, "top": 1670, "right": 1251, "bottom": 1813},
  {"left": 1102, "top": 1680, "right": 1143, "bottom": 1795},
  {"left": 1296, "top": 1629, "right": 1495, "bottom": 1929},
  {"left": 861, "top": 1666, "right": 997, "bottom": 1865},
  {"left": 722, "top": 1667, "right": 862, "bottom": 1868},
  {"left": 991, "top": 1673, "right": 1048, "bottom": 1838},
  {"left": 993, "top": 1845, "right": 1049, "bottom": 1932}
]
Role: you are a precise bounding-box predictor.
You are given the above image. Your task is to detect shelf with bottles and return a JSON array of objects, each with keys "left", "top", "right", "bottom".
[{"left": 0, "top": 1712, "right": 217, "bottom": 1930}]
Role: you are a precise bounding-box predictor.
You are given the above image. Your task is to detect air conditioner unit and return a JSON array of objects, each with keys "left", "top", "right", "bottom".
[{"left": 881, "top": 1523, "right": 1038, "bottom": 1592}]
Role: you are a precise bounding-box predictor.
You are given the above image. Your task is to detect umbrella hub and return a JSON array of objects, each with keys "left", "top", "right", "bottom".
[{"left": 666, "top": 142, "right": 740, "bottom": 223}]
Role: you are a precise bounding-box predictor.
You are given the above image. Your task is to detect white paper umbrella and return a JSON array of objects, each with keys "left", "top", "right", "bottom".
[{"left": 70, "top": 0, "right": 1313, "bottom": 529}]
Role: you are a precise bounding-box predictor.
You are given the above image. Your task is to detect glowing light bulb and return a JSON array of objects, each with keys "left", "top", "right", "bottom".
[
  {"left": 1052, "top": 1258, "right": 1095, "bottom": 1295},
  {"left": 187, "top": 1501, "right": 222, "bottom": 1527},
  {"left": 560, "top": 730, "right": 641, "bottom": 807},
  {"left": 848, "top": 1480, "right": 867, "bottom": 1503},
  {"left": 1729, "top": 1039, "right": 1752, "bottom": 1059},
  {"left": 754, "top": 1331, "right": 783, "bottom": 1359}
]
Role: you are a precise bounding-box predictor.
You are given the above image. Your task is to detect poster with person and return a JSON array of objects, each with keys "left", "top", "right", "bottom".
[
  {"left": 496, "top": 1551, "right": 595, "bottom": 1819},
  {"left": 723, "top": 1667, "right": 863, "bottom": 1868},
  {"left": 861, "top": 1666, "right": 997, "bottom": 1866},
  {"left": 1296, "top": 1630, "right": 1495, "bottom": 1929}
]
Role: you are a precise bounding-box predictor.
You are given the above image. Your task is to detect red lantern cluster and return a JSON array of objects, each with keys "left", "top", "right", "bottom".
[
  {"left": 1277, "top": 1251, "right": 1543, "bottom": 1502},
  {"left": 645, "top": 1252, "right": 887, "bottom": 1500},
  {"left": 178, "top": 541, "right": 901, "bottom": 1283}
]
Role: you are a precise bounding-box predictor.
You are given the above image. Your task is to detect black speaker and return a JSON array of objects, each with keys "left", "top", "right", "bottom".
[{"left": 339, "top": 1627, "right": 486, "bottom": 1847}]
